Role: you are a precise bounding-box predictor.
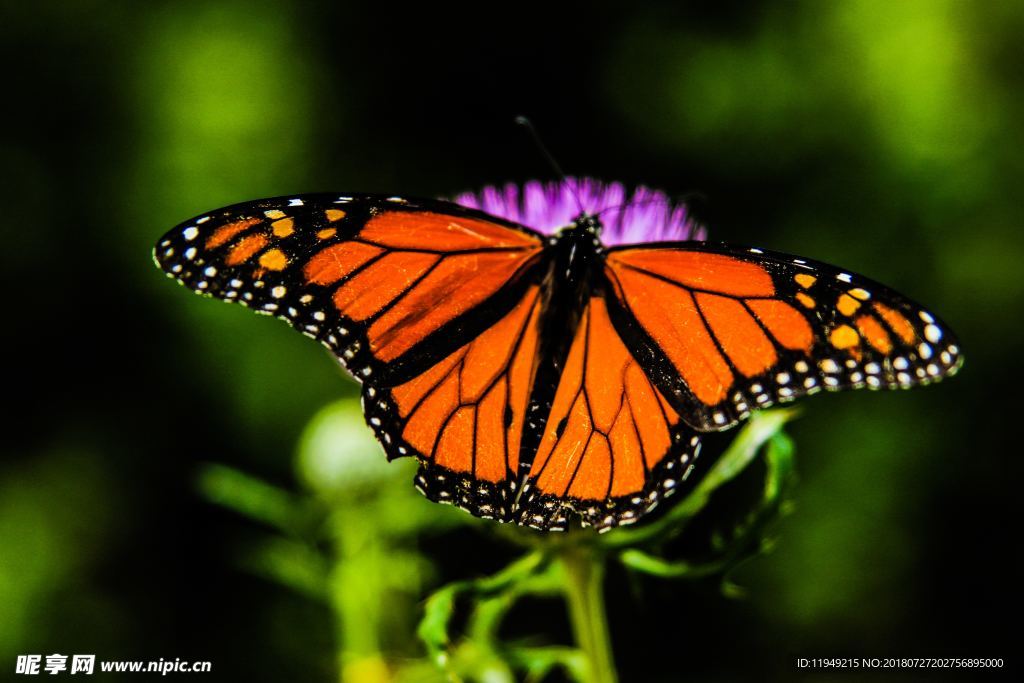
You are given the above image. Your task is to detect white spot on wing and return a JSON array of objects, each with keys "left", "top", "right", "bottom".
[{"left": 820, "top": 358, "right": 840, "bottom": 374}]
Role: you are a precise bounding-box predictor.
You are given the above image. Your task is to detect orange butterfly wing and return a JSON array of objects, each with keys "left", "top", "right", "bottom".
[
  {"left": 157, "top": 199, "right": 963, "bottom": 531},
  {"left": 516, "top": 296, "right": 700, "bottom": 531},
  {"left": 369, "top": 285, "right": 543, "bottom": 518},
  {"left": 604, "top": 243, "right": 963, "bottom": 431},
  {"left": 155, "top": 195, "right": 543, "bottom": 378},
  {"left": 155, "top": 194, "right": 546, "bottom": 521}
]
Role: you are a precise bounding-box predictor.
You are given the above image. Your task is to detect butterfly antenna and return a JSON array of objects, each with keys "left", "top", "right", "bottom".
[{"left": 514, "top": 116, "right": 586, "bottom": 216}]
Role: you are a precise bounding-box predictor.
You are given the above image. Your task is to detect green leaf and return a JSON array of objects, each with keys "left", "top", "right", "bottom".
[
  {"left": 621, "top": 427, "right": 798, "bottom": 582},
  {"left": 700, "top": 409, "right": 797, "bottom": 493},
  {"left": 197, "top": 463, "right": 307, "bottom": 533},
  {"left": 418, "top": 551, "right": 556, "bottom": 678},
  {"left": 504, "top": 646, "right": 587, "bottom": 682},
  {"left": 246, "top": 536, "right": 328, "bottom": 599},
  {"left": 418, "top": 581, "right": 462, "bottom": 666},
  {"left": 618, "top": 549, "right": 732, "bottom": 579}
]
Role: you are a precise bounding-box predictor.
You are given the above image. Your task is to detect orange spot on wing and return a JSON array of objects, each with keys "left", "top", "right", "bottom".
[
  {"left": 258, "top": 248, "right": 288, "bottom": 271},
  {"left": 271, "top": 217, "right": 294, "bottom": 238},
  {"left": 796, "top": 292, "right": 816, "bottom": 309},
  {"left": 434, "top": 406, "right": 475, "bottom": 474},
  {"left": 874, "top": 302, "right": 916, "bottom": 344},
  {"left": 746, "top": 299, "right": 814, "bottom": 352},
  {"left": 829, "top": 324, "right": 860, "bottom": 349},
  {"left": 362, "top": 211, "right": 541, "bottom": 251},
  {"left": 304, "top": 242, "right": 383, "bottom": 285},
  {"left": 206, "top": 217, "right": 261, "bottom": 249},
  {"left": 325, "top": 209, "right": 346, "bottom": 222},
  {"left": 225, "top": 233, "right": 269, "bottom": 266},
  {"left": 316, "top": 228, "right": 337, "bottom": 240},
  {"left": 696, "top": 293, "right": 777, "bottom": 377},
  {"left": 837, "top": 293, "right": 861, "bottom": 316},
  {"left": 608, "top": 250, "right": 775, "bottom": 297},
  {"left": 333, "top": 251, "right": 440, "bottom": 321},
  {"left": 794, "top": 273, "right": 816, "bottom": 288},
  {"left": 611, "top": 265, "right": 733, "bottom": 405},
  {"left": 856, "top": 315, "right": 893, "bottom": 354}
]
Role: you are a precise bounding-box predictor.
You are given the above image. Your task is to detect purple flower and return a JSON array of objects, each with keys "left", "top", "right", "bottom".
[{"left": 453, "top": 178, "right": 706, "bottom": 246}]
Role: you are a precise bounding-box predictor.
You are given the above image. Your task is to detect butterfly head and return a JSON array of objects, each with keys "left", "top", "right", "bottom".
[
  {"left": 575, "top": 213, "right": 602, "bottom": 236},
  {"left": 554, "top": 213, "right": 603, "bottom": 241}
]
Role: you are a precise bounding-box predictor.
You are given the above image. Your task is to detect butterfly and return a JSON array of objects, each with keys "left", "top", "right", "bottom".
[{"left": 154, "top": 186, "right": 962, "bottom": 532}]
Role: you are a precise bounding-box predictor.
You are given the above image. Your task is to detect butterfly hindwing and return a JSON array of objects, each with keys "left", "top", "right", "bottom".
[
  {"left": 364, "top": 285, "right": 544, "bottom": 521},
  {"left": 604, "top": 242, "right": 963, "bottom": 432},
  {"left": 517, "top": 296, "right": 702, "bottom": 531}
]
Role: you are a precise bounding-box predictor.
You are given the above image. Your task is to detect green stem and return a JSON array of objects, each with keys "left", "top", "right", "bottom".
[{"left": 559, "top": 541, "right": 618, "bottom": 683}]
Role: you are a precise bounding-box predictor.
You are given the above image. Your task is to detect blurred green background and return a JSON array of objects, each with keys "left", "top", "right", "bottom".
[{"left": 2, "top": 0, "right": 1020, "bottom": 680}]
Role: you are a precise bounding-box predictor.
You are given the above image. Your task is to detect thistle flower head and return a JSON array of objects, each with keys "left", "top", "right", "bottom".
[{"left": 454, "top": 178, "right": 705, "bottom": 246}]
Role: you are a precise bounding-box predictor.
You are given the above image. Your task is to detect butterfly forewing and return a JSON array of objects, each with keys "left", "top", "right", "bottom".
[
  {"left": 154, "top": 194, "right": 545, "bottom": 380},
  {"left": 604, "top": 242, "right": 963, "bottom": 432}
]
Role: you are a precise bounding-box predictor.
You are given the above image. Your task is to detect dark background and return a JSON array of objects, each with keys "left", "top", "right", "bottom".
[{"left": 2, "top": 1, "right": 1021, "bottom": 680}]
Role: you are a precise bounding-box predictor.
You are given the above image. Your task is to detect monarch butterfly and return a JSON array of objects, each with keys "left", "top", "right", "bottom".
[{"left": 154, "top": 179, "right": 962, "bottom": 532}]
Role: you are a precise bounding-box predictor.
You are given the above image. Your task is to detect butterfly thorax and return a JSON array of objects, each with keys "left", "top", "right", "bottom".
[
  {"left": 548, "top": 214, "right": 604, "bottom": 281},
  {"left": 541, "top": 214, "right": 606, "bottom": 332}
]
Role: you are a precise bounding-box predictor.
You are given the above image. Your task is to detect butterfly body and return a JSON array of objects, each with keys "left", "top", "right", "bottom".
[
  {"left": 155, "top": 188, "right": 961, "bottom": 532},
  {"left": 519, "top": 217, "right": 607, "bottom": 468}
]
